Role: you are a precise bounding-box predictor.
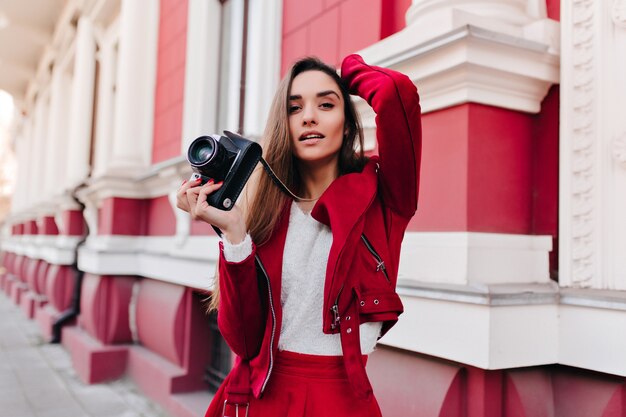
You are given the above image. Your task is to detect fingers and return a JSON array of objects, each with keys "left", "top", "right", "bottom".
[
  {"left": 197, "top": 181, "right": 224, "bottom": 208},
  {"left": 176, "top": 178, "right": 202, "bottom": 211},
  {"left": 192, "top": 181, "right": 224, "bottom": 221}
]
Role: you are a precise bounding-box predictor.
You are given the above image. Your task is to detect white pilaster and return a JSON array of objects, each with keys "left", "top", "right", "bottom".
[
  {"left": 218, "top": 0, "right": 244, "bottom": 132},
  {"left": 65, "top": 16, "right": 96, "bottom": 190},
  {"left": 11, "top": 128, "right": 27, "bottom": 213},
  {"left": 560, "top": 0, "right": 626, "bottom": 290},
  {"left": 243, "top": 0, "right": 282, "bottom": 138},
  {"left": 109, "top": 0, "right": 159, "bottom": 174},
  {"left": 180, "top": 0, "right": 222, "bottom": 152},
  {"left": 92, "top": 20, "right": 119, "bottom": 178},
  {"left": 49, "top": 70, "right": 73, "bottom": 199},
  {"left": 20, "top": 119, "right": 35, "bottom": 213},
  {"left": 30, "top": 94, "right": 50, "bottom": 210},
  {"left": 44, "top": 69, "right": 66, "bottom": 206}
]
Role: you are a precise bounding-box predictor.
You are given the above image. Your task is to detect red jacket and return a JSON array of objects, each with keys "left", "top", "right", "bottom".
[{"left": 216, "top": 54, "right": 422, "bottom": 402}]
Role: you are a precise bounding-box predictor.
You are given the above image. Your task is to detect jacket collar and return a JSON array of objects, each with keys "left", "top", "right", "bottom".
[{"left": 310, "top": 157, "right": 379, "bottom": 237}]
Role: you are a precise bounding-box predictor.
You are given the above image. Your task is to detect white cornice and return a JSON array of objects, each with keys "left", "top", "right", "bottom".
[
  {"left": 77, "top": 234, "right": 219, "bottom": 291},
  {"left": 357, "top": 17, "right": 560, "bottom": 114},
  {"left": 77, "top": 156, "right": 191, "bottom": 204}
]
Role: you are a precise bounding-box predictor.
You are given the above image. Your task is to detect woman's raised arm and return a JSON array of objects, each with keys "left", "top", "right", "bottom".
[{"left": 341, "top": 54, "right": 422, "bottom": 219}]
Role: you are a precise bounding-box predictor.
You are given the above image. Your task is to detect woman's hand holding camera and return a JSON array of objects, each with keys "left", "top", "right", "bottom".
[{"left": 176, "top": 178, "right": 247, "bottom": 244}]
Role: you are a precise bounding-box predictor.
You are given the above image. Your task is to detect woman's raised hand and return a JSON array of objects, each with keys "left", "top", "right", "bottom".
[{"left": 176, "top": 178, "right": 247, "bottom": 244}]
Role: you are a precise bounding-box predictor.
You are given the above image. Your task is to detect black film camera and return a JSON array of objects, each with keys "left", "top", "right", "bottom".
[{"left": 187, "top": 131, "right": 262, "bottom": 210}]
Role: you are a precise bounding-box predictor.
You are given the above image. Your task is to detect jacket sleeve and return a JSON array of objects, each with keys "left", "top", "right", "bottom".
[
  {"left": 341, "top": 54, "right": 422, "bottom": 219},
  {"left": 216, "top": 241, "right": 265, "bottom": 359}
]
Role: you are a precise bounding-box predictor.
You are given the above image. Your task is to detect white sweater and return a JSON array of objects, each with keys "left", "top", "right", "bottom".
[{"left": 222, "top": 203, "right": 382, "bottom": 355}]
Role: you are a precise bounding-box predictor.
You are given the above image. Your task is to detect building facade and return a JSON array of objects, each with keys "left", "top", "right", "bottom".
[{"left": 1, "top": 0, "right": 626, "bottom": 416}]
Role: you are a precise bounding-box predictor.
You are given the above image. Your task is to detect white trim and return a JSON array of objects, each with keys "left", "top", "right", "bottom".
[
  {"left": 78, "top": 235, "right": 219, "bottom": 291},
  {"left": 381, "top": 290, "right": 559, "bottom": 369},
  {"left": 380, "top": 283, "right": 626, "bottom": 376},
  {"left": 356, "top": 11, "right": 559, "bottom": 114},
  {"left": 0, "top": 235, "right": 82, "bottom": 265},
  {"left": 399, "top": 232, "right": 552, "bottom": 286}
]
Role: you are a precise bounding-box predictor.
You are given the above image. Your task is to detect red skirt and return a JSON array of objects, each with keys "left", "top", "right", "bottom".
[{"left": 205, "top": 350, "right": 382, "bottom": 417}]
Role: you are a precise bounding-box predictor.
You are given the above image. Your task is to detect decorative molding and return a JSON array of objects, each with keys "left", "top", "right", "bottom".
[
  {"left": 560, "top": 0, "right": 598, "bottom": 288},
  {"left": 359, "top": 23, "right": 559, "bottom": 114},
  {"left": 613, "top": 0, "right": 626, "bottom": 28}
]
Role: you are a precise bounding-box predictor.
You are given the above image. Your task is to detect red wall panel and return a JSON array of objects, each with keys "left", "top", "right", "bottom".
[
  {"left": 309, "top": 6, "right": 340, "bottom": 66},
  {"left": 409, "top": 105, "right": 470, "bottom": 231},
  {"left": 145, "top": 196, "right": 176, "bottom": 236},
  {"left": 532, "top": 85, "right": 560, "bottom": 277},
  {"left": 546, "top": 0, "right": 560, "bottom": 21},
  {"left": 467, "top": 104, "right": 534, "bottom": 234},
  {"left": 281, "top": 0, "right": 388, "bottom": 73},
  {"left": 337, "top": 0, "right": 383, "bottom": 60},
  {"left": 152, "top": 0, "right": 188, "bottom": 164},
  {"left": 39, "top": 216, "right": 59, "bottom": 235},
  {"left": 380, "top": 0, "right": 412, "bottom": 39},
  {"left": 98, "top": 198, "right": 147, "bottom": 236}
]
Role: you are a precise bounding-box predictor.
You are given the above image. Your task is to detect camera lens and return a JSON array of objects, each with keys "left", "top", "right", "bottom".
[
  {"left": 188, "top": 137, "right": 216, "bottom": 165},
  {"left": 187, "top": 135, "right": 232, "bottom": 182}
]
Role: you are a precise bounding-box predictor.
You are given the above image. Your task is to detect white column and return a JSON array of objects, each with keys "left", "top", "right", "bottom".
[
  {"left": 51, "top": 71, "right": 72, "bottom": 198},
  {"left": 65, "top": 16, "right": 96, "bottom": 190},
  {"left": 243, "top": 0, "right": 282, "bottom": 139},
  {"left": 92, "top": 26, "right": 118, "bottom": 178},
  {"left": 10, "top": 129, "right": 27, "bottom": 213},
  {"left": 43, "top": 70, "right": 64, "bottom": 205},
  {"left": 220, "top": 0, "right": 244, "bottom": 132},
  {"left": 110, "top": 0, "right": 159, "bottom": 174},
  {"left": 27, "top": 98, "right": 46, "bottom": 210},
  {"left": 33, "top": 93, "right": 51, "bottom": 208},
  {"left": 180, "top": 0, "right": 222, "bottom": 152},
  {"left": 16, "top": 119, "right": 34, "bottom": 211}
]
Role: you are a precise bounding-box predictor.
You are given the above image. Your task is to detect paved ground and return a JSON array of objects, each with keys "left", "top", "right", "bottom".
[{"left": 0, "top": 292, "right": 172, "bottom": 417}]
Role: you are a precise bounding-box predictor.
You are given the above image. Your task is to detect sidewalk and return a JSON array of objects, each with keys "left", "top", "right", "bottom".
[{"left": 0, "top": 292, "right": 171, "bottom": 417}]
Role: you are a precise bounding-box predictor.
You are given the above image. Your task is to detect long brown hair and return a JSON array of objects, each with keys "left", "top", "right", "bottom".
[{"left": 208, "top": 57, "right": 366, "bottom": 311}]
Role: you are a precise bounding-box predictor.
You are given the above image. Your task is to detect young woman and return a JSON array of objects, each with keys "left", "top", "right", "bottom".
[{"left": 177, "top": 54, "right": 421, "bottom": 417}]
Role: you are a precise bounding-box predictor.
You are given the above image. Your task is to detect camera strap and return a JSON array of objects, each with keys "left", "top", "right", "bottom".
[{"left": 258, "top": 158, "right": 319, "bottom": 202}]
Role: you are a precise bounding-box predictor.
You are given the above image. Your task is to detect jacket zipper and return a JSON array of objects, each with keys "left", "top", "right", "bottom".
[
  {"left": 330, "top": 284, "right": 344, "bottom": 330},
  {"left": 361, "top": 234, "right": 390, "bottom": 283},
  {"left": 256, "top": 255, "right": 276, "bottom": 395}
]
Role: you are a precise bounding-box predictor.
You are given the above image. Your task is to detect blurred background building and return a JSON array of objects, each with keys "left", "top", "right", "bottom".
[{"left": 1, "top": 0, "right": 625, "bottom": 416}]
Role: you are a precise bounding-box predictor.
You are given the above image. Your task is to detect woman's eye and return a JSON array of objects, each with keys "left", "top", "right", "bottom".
[
  {"left": 288, "top": 105, "right": 301, "bottom": 114},
  {"left": 320, "top": 102, "right": 334, "bottom": 109}
]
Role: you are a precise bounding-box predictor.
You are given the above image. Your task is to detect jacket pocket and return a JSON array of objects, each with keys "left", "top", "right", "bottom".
[{"left": 360, "top": 233, "right": 390, "bottom": 283}]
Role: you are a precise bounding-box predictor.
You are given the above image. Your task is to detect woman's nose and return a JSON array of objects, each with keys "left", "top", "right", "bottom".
[{"left": 302, "top": 106, "right": 317, "bottom": 126}]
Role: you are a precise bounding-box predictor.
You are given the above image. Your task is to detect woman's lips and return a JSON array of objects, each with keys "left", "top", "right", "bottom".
[{"left": 299, "top": 131, "right": 325, "bottom": 141}]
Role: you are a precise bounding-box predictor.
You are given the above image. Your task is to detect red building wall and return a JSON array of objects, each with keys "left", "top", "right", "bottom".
[
  {"left": 546, "top": 0, "right": 560, "bottom": 21},
  {"left": 281, "top": 0, "right": 409, "bottom": 74},
  {"left": 152, "top": 0, "right": 188, "bottom": 164}
]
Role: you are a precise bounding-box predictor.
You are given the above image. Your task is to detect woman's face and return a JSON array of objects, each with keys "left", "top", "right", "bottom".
[{"left": 288, "top": 70, "right": 345, "bottom": 169}]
